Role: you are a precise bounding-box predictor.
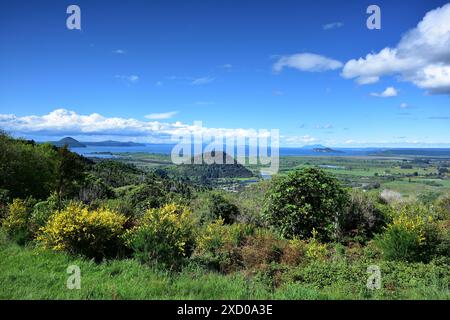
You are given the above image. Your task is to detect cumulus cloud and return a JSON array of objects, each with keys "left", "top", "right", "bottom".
[
  {"left": 322, "top": 22, "right": 344, "bottom": 30},
  {"left": 273, "top": 53, "right": 343, "bottom": 73},
  {"left": 342, "top": 4, "right": 450, "bottom": 94},
  {"left": 0, "top": 109, "right": 280, "bottom": 143},
  {"left": 370, "top": 86, "right": 398, "bottom": 97},
  {"left": 145, "top": 111, "right": 178, "bottom": 120}
]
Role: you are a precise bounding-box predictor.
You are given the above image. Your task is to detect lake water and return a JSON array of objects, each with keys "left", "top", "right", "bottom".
[{"left": 71, "top": 144, "right": 381, "bottom": 158}]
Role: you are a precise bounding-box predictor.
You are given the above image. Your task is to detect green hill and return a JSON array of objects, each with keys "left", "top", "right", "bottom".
[{"left": 52, "top": 137, "right": 86, "bottom": 148}]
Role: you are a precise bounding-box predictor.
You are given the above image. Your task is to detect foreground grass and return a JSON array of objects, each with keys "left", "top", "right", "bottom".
[{"left": 1, "top": 236, "right": 448, "bottom": 300}]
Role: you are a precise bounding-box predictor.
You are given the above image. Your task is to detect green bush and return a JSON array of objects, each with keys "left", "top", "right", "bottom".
[
  {"left": 263, "top": 167, "right": 349, "bottom": 241},
  {"left": 338, "top": 190, "right": 387, "bottom": 243},
  {"left": 127, "top": 203, "right": 197, "bottom": 270},
  {"left": 434, "top": 193, "right": 450, "bottom": 220},
  {"left": 193, "top": 219, "right": 254, "bottom": 272},
  {"left": 29, "top": 192, "right": 59, "bottom": 235},
  {"left": 208, "top": 192, "right": 240, "bottom": 224},
  {"left": 375, "top": 203, "right": 443, "bottom": 262},
  {"left": 192, "top": 191, "right": 240, "bottom": 224}
]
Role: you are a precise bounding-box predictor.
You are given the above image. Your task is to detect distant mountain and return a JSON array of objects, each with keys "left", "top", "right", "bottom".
[
  {"left": 83, "top": 140, "right": 145, "bottom": 147},
  {"left": 313, "top": 147, "right": 343, "bottom": 153},
  {"left": 49, "top": 138, "right": 145, "bottom": 148},
  {"left": 51, "top": 137, "right": 86, "bottom": 148},
  {"left": 302, "top": 144, "right": 327, "bottom": 149}
]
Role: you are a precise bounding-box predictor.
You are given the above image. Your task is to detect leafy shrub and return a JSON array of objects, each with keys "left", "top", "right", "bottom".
[
  {"left": 194, "top": 219, "right": 254, "bottom": 272},
  {"left": 263, "top": 167, "right": 349, "bottom": 241},
  {"left": 280, "top": 238, "right": 307, "bottom": 266},
  {"left": 78, "top": 174, "right": 113, "bottom": 204},
  {"left": 191, "top": 191, "right": 240, "bottom": 224},
  {"left": 122, "top": 184, "right": 168, "bottom": 217},
  {"left": 0, "top": 189, "right": 10, "bottom": 221},
  {"left": 240, "top": 230, "right": 285, "bottom": 270},
  {"left": 2, "top": 198, "right": 33, "bottom": 244},
  {"left": 434, "top": 193, "right": 450, "bottom": 220},
  {"left": 375, "top": 203, "right": 441, "bottom": 262},
  {"left": 37, "top": 202, "right": 127, "bottom": 260},
  {"left": 207, "top": 192, "right": 240, "bottom": 224},
  {"left": 338, "top": 190, "right": 387, "bottom": 243},
  {"left": 305, "top": 230, "right": 329, "bottom": 262},
  {"left": 29, "top": 192, "right": 59, "bottom": 234},
  {"left": 127, "top": 203, "right": 196, "bottom": 270}
]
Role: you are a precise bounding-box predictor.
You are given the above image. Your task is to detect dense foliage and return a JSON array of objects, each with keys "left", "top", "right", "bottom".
[{"left": 263, "top": 168, "right": 349, "bottom": 240}]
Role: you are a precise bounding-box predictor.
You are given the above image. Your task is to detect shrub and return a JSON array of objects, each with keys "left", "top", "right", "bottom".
[
  {"left": 240, "top": 230, "right": 285, "bottom": 270},
  {"left": 305, "top": 230, "right": 329, "bottom": 262},
  {"left": 127, "top": 203, "right": 196, "bottom": 270},
  {"left": 2, "top": 198, "right": 35, "bottom": 244},
  {"left": 263, "top": 167, "right": 349, "bottom": 241},
  {"left": 375, "top": 203, "right": 440, "bottom": 262},
  {"left": 194, "top": 219, "right": 254, "bottom": 272},
  {"left": 208, "top": 192, "right": 240, "bottom": 224},
  {"left": 191, "top": 191, "right": 240, "bottom": 224},
  {"left": 0, "top": 189, "right": 10, "bottom": 221},
  {"left": 280, "top": 238, "right": 307, "bottom": 266},
  {"left": 29, "top": 192, "right": 59, "bottom": 235},
  {"left": 337, "top": 190, "right": 387, "bottom": 243},
  {"left": 434, "top": 193, "right": 450, "bottom": 220},
  {"left": 37, "top": 202, "right": 127, "bottom": 260}
]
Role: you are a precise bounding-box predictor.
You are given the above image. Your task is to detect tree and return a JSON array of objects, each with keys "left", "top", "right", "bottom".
[
  {"left": 0, "top": 132, "right": 58, "bottom": 199},
  {"left": 208, "top": 192, "right": 240, "bottom": 224},
  {"left": 263, "top": 167, "right": 348, "bottom": 241},
  {"left": 55, "top": 146, "right": 86, "bottom": 209}
]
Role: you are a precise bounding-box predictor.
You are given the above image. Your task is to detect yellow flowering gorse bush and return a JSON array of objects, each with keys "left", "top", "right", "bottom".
[
  {"left": 3, "top": 199, "right": 29, "bottom": 234},
  {"left": 305, "top": 229, "right": 328, "bottom": 261},
  {"left": 37, "top": 202, "right": 127, "bottom": 259},
  {"left": 128, "top": 203, "right": 196, "bottom": 269}
]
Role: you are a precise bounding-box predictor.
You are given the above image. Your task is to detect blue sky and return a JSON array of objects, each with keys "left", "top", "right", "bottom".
[{"left": 0, "top": 0, "right": 449, "bottom": 147}]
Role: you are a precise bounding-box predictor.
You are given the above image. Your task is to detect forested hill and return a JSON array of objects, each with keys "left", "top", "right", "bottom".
[{"left": 174, "top": 151, "right": 254, "bottom": 182}]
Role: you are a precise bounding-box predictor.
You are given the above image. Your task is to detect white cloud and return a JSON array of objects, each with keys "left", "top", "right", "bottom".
[
  {"left": 322, "top": 22, "right": 344, "bottom": 30},
  {"left": 0, "top": 109, "right": 277, "bottom": 143},
  {"left": 113, "top": 49, "right": 126, "bottom": 54},
  {"left": 342, "top": 4, "right": 450, "bottom": 94},
  {"left": 370, "top": 86, "right": 398, "bottom": 97},
  {"left": 115, "top": 75, "right": 139, "bottom": 83},
  {"left": 190, "top": 77, "right": 215, "bottom": 85},
  {"left": 222, "top": 64, "right": 233, "bottom": 69},
  {"left": 273, "top": 53, "right": 343, "bottom": 73},
  {"left": 145, "top": 111, "right": 178, "bottom": 120}
]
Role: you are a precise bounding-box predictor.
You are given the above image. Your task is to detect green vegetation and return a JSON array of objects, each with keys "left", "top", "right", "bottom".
[{"left": 0, "top": 132, "right": 449, "bottom": 300}]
